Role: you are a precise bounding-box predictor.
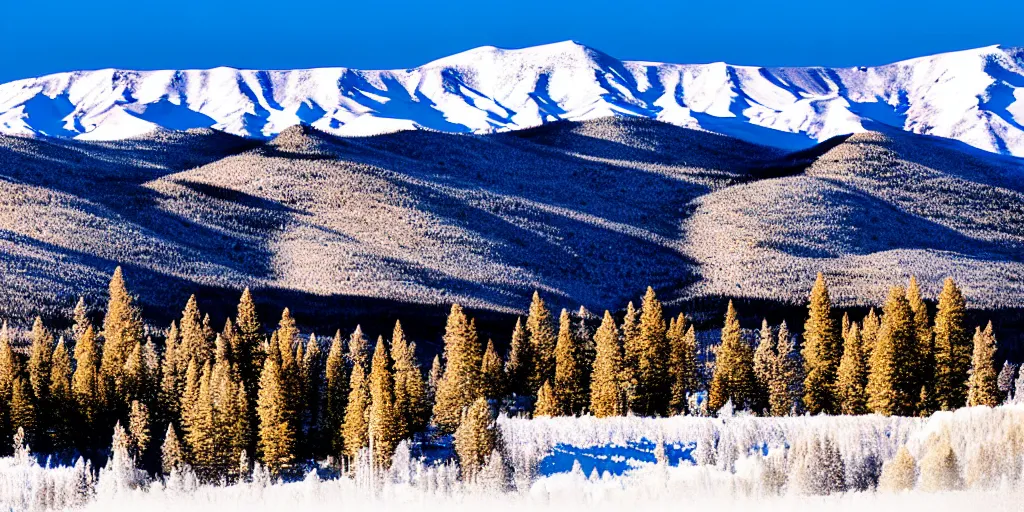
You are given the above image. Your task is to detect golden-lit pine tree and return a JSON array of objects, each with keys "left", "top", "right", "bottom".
[
  {"left": 752, "top": 319, "right": 776, "bottom": 414},
  {"left": 867, "top": 286, "right": 919, "bottom": 416},
  {"left": 72, "top": 296, "right": 90, "bottom": 342},
  {"left": 368, "top": 336, "right": 401, "bottom": 469},
  {"left": 392, "top": 322, "right": 428, "bottom": 436},
  {"left": 620, "top": 301, "right": 640, "bottom": 407},
  {"left": 161, "top": 424, "right": 185, "bottom": 475},
  {"left": 127, "top": 400, "right": 150, "bottom": 459},
  {"left": 99, "top": 267, "right": 144, "bottom": 408},
  {"left": 837, "top": 323, "right": 868, "bottom": 415},
  {"left": 10, "top": 377, "right": 36, "bottom": 443},
  {"left": 427, "top": 355, "right": 442, "bottom": 402},
  {"left": 256, "top": 357, "right": 296, "bottom": 476},
  {"left": 185, "top": 363, "right": 216, "bottom": 477},
  {"left": 632, "top": 287, "right": 670, "bottom": 416},
  {"left": 433, "top": 304, "right": 483, "bottom": 433},
  {"left": 802, "top": 273, "right": 841, "bottom": 415},
  {"left": 769, "top": 321, "right": 802, "bottom": 416},
  {"left": 967, "top": 323, "right": 1000, "bottom": 407},
  {"left": 71, "top": 325, "right": 99, "bottom": 440},
  {"left": 861, "top": 308, "right": 881, "bottom": 359},
  {"left": 342, "top": 340, "right": 370, "bottom": 460},
  {"left": 590, "top": 311, "right": 624, "bottom": 418},
  {"left": 212, "top": 336, "right": 248, "bottom": 477},
  {"left": 27, "top": 317, "right": 53, "bottom": 404},
  {"left": 708, "top": 301, "right": 756, "bottom": 413},
  {"left": 504, "top": 318, "right": 532, "bottom": 397},
  {"left": 323, "top": 330, "right": 349, "bottom": 458},
  {"left": 454, "top": 397, "right": 498, "bottom": 481},
  {"left": 934, "top": 278, "right": 971, "bottom": 410},
  {"left": 480, "top": 339, "right": 505, "bottom": 400},
  {"left": 554, "top": 309, "right": 587, "bottom": 415},
  {"left": 907, "top": 276, "right": 936, "bottom": 413},
  {"left": 178, "top": 295, "right": 210, "bottom": 371},
  {"left": 299, "top": 333, "right": 323, "bottom": 458},
  {"left": 49, "top": 337, "right": 74, "bottom": 449},
  {"left": 159, "top": 321, "right": 182, "bottom": 425},
  {"left": 533, "top": 380, "right": 558, "bottom": 417},
  {"left": 235, "top": 288, "right": 264, "bottom": 399},
  {"left": 0, "top": 322, "right": 19, "bottom": 442},
  {"left": 526, "top": 292, "right": 556, "bottom": 395},
  {"left": 668, "top": 314, "right": 696, "bottom": 415}
]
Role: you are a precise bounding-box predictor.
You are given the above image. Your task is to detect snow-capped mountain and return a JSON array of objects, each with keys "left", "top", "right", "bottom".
[{"left": 1, "top": 41, "right": 1023, "bottom": 156}]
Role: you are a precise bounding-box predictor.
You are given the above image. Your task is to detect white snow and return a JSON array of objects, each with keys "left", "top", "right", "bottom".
[{"left": 1, "top": 42, "right": 1023, "bottom": 156}]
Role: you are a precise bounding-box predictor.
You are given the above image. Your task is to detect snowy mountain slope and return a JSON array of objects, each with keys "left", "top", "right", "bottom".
[{"left": 1, "top": 42, "right": 1023, "bottom": 156}]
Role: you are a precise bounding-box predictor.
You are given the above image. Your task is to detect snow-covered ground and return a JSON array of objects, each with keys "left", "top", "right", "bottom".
[
  {"left": 3, "top": 405, "right": 1024, "bottom": 511},
  {"left": 1, "top": 42, "right": 1023, "bottom": 156}
]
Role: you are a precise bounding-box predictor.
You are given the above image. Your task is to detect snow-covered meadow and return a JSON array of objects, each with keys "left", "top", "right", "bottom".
[{"left": 3, "top": 404, "right": 1023, "bottom": 511}]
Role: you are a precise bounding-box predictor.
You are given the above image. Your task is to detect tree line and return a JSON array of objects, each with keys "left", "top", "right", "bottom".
[{"left": 0, "top": 268, "right": 1005, "bottom": 482}]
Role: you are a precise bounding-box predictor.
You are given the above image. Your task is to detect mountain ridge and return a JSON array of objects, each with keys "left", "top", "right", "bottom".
[{"left": 2, "top": 42, "right": 1024, "bottom": 157}]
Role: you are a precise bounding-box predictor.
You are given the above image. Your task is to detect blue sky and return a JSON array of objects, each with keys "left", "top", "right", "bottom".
[{"left": 2, "top": 0, "right": 1023, "bottom": 83}]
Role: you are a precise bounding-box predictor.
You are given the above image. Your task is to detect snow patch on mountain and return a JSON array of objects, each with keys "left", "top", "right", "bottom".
[{"left": 2, "top": 41, "right": 1023, "bottom": 156}]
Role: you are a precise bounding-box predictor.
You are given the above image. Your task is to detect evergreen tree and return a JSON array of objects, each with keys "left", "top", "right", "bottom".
[
  {"left": 178, "top": 295, "right": 211, "bottom": 370},
  {"left": 161, "top": 424, "right": 184, "bottom": 475},
  {"left": 867, "top": 286, "right": 919, "bottom": 416},
  {"left": 235, "top": 288, "right": 263, "bottom": 400},
  {"left": 769, "top": 321, "right": 803, "bottom": 416},
  {"left": 837, "top": 323, "right": 868, "bottom": 415},
  {"left": 300, "top": 333, "right": 324, "bottom": 458},
  {"left": 427, "top": 355, "right": 442, "bottom": 405},
  {"left": 802, "top": 273, "right": 841, "bottom": 415},
  {"left": 708, "top": 301, "right": 755, "bottom": 413},
  {"left": 934, "top": 278, "right": 971, "bottom": 410},
  {"left": 342, "top": 344, "right": 370, "bottom": 460},
  {"left": 127, "top": 400, "right": 150, "bottom": 460},
  {"left": 72, "top": 296, "right": 91, "bottom": 343},
  {"left": 454, "top": 397, "right": 498, "bottom": 481},
  {"left": 10, "top": 377, "right": 36, "bottom": 443},
  {"left": 368, "top": 336, "right": 401, "bottom": 469},
  {"left": 967, "top": 323, "right": 1000, "bottom": 407},
  {"left": 533, "top": 380, "right": 558, "bottom": 417},
  {"left": 907, "top": 276, "right": 936, "bottom": 412},
  {"left": 590, "top": 311, "right": 624, "bottom": 418},
  {"left": 861, "top": 308, "right": 881, "bottom": 358},
  {"left": 997, "top": 361, "right": 1018, "bottom": 401},
  {"left": 392, "top": 322, "right": 428, "bottom": 437},
  {"left": 159, "top": 322, "right": 182, "bottom": 426},
  {"left": 433, "top": 304, "right": 483, "bottom": 433},
  {"left": 752, "top": 319, "right": 776, "bottom": 414},
  {"left": 256, "top": 357, "right": 295, "bottom": 476},
  {"left": 99, "top": 267, "right": 144, "bottom": 409},
  {"left": 554, "top": 309, "right": 586, "bottom": 415},
  {"left": 71, "top": 325, "right": 99, "bottom": 442},
  {"left": 27, "top": 317, "right": 53, "bottom": 404},
  {"left": 621, "top": 301, "right": 640, "bottom": 392},
  {"left": 49, "top": 337, "right": 74, "bottom": 450},
  {"left": 575, "top": 307, "right": 596, "bottom": 401},
  {"left": 323, "top": 330, "right": 349, "bottom": 458},
  {"left": 0, "top": 322, "right": 18, "bottom": 443},
  {"left": 185, "top": 363, "right": 216, "bottom": 477},
  {"left": 526, "top": 292, "right": 556, "bottom": 395},
  {"left": 480, "top": 339, "right": 505, "bottom": 400},
  {"left": 632, "top": 287, "right": 670, "bottom": 416},
  {"left": 504, "top": 318, "right": 532, "bottom": 397}
]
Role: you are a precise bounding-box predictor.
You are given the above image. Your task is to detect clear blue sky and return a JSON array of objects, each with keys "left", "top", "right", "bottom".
[{"left": 2, "top": 0, "right": 1023, "bottom": 83}]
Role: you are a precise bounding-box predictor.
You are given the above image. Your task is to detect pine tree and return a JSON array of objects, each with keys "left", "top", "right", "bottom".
[
  {"left": 590, "top": 311, "right": 624, "bottom": 418},
  {"left": 159, "top": 322, "right": 182, "bottom": 426},
  {"left": 621, "top": 301, "right": 640, "bottom": 399},
  {"left": 10, "top": 377, "right": 36, "bottom": 442},
  {"left": 454, "top": 397, "right": 498, "bottom": 481},
  {"left": 235, "top": 288, "right": 263, "bottom": 400},
  {"left": 504, "top": 318, "right": 532, "bottom": 397},
  {"left": 127, "top": 401, "right": 150, "bottom": 459},
  {"left": 907, "top": 276, "right": 936, "bottom": 412},
  {"left": 708, "top": 301, "right": 755, "bottom": 413},
  {"left": 300, "top": 333, "right": 323, "bottom": 458},
  {"left": 769, "top": 321, "right": 803, "bottom": 416},
  {"left": 575, "top": 308, "right": 596, "bottom": 403},
  {"left": 526, "top": 292, "right": 556, "bottom": 395},
  {"left": 49, "top": 337, "right": 74, "bottom": 450},
  {"left": 99, "top": 267, "right": 145, "bottom": 409},
  {"left": 342, "top": 347, "right": 370, "bottom": 460},
  {"left": 72, "top": 296, "right": 91, "bottom": 343},
  {"left": 867, "top": 286, "right": 919, "bottom": 416},
  {"left": 967, "top": 323, "right": 1000, "bottom": 407},
  {"left": 161, "top": 424, "right": 184, "bottom": 475},
  {"left": 837, "top": 323, "right": 868, "bottom": 415},
  {"left": 71, "top": 325, "right": 99, "bottom": 442},
  {"left": 427, "top": 355, "right": 442, "bottom": 404},
  {"left": 256, "top": 357, "right": 295, "bottom": 476},
  {"left": 553, "top": 309, "right": 586, "bottom": 415},
  {"left": 934, "top": 278, "right": 971, "bottom": 410},
  {"left": 185, "top": 363, "right": 216, "bottom": 477},
  {"left": 323, "top": 330, "right": 348, "bottom": 458},
  {"left": 368, "top": 336, "right": 401, "bottom": 469},
  {"left": 0, "top": 322, "right": 17, "bottom": 443},
  {"left": 802, "top": 273, "right": 840, "bottom": 415},
  {"left": 669, "top": 315, "right": 698, "bottom": 415},
  {"left": 861, "top": 308, "right": 881, "bottom": 358},
  {"left": 480, "top": 339, "right": 505, "bottom": 400},
  {"left": 392, "top": 322, "right": 428, "bottom": 438},
  {"left": 752, "top": 319, "right": 776, "bottom": 414},
  {"left": 433, "top": 304, "right": 483, "bottom": 433},
  {"left": 632, "top": 287, "right": 670, "bottom": 416},
  {"left": 533, "top": 380, "right": 558, "bottom": 417},
  {"left": 27, "top": 316, "right": 53, "bottom": 404},
  {"left": 212, "top": 336, "right": 248, "bottom": 477}
]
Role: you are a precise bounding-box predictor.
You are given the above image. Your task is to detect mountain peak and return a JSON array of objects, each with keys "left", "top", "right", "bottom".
[{"left": 1, "top": 44, "right": 1023, "bottom": 158}]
